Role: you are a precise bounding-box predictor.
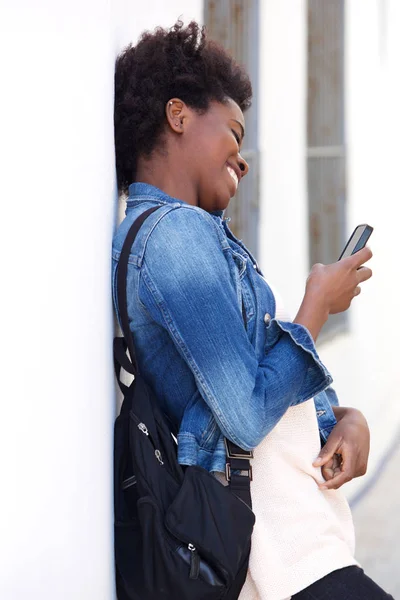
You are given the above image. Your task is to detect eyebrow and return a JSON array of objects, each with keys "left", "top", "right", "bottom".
[{"left": 231, "top": 119, "right": 245, "bottom": 140}]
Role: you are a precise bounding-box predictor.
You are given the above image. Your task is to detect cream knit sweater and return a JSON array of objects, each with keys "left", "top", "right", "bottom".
[{"left": 218, "top": 286, "right": 358, "bottom": 600}]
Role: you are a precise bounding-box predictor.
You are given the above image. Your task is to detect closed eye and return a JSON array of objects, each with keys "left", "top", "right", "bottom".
[{"left": 231, "top": 129, "right": 241, "bottom": 145}]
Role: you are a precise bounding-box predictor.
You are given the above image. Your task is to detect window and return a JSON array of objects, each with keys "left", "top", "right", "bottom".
[
  {"left": 307, "top": 0, "right": 347, "bottom": 337},
  {"left": 204, "top": 0, "right": 260, "bottom": 256}
]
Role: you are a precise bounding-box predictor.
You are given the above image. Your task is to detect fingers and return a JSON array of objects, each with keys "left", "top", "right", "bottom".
[
  {"left": 321, "top": 454, "right": 342, "bottom": 481},
  {"left": 319, "top": 468, "right": 351, "bottom": 490},
  {"left": 356, "top": 266, "right": 373, "bottom": 283},
  {"left": 319, "top": 444, "right": 357, "bottom": 490},
  {"left": 313, "top": 435, "right": 343, "bottom": 467},
  {"left": 349, "top": 246, "right": 373, "bottom": 268},
  {"left": 319, "top": 451, "right": 348, "bottom": 490},
  {"left": 352, "top": 265, "right": 372, "bottom": 299}
]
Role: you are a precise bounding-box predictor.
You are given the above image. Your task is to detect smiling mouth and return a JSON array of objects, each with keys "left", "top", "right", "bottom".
[{"left": 226, "top": 165, "right": 239, "bottom": 191}]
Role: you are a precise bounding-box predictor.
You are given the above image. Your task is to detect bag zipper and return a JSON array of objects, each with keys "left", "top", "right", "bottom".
[
  {"left": 130, "top": 412, "right": 165, "bottom": 465},
  {"left": 188, "top": 543, "right": 200, "bottom": 580},
  {"left": 165, "top": 521, "right": 229, "bottom": 583},
  {"left": 131, "top": 414, "right": 227, "bottom": 582},
  {"left": 161, "top": 531, "right": 200, "bottom": 581},
  {"left": 137, "top": 422, "right": 149, "bottom": 436}
]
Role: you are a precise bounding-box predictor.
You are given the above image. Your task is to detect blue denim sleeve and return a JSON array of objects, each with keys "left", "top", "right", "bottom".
[
  {"left": 314, "top": 388, "right": 339, "bottom": 443},
  {"left": 324, "top": 386, "right": 340, "bottom": 407},
  {"left": 139, "top": 207, "right": 333, "bottom": 451}
]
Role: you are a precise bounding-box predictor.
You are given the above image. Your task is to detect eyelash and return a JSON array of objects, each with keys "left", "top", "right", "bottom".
[{"left": 232, "top": 130, "right": 241, "bottom": 145}]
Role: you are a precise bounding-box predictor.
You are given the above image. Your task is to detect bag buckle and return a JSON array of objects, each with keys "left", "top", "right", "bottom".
[
  {"left": 224, "top": 438, "right": 254, "bottom": 460},
  {"left": 225, "top": 463, "right": 253, "bottom": 482}
]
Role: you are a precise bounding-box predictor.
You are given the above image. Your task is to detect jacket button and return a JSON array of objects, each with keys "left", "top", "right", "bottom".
[{"left": 263, "top": 313, "right": 271, "bottom": 325}]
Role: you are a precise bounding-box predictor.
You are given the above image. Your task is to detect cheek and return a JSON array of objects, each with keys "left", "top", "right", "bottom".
[
  {"left": 204, "top": 138, "right": 232, "bottom": 177},
  {"left": 197, "top": 123, "right": 229, "bottom": 157}
]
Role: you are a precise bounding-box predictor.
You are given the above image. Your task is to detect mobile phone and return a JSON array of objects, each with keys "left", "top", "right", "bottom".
[{"left": 338, "top": 224, "right": 373, "bottom": 260}]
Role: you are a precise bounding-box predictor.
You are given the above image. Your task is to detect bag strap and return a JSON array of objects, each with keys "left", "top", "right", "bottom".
[
  {"left": 224, "top": 440, "right": 252, "bottom": 508},
  {"left": 114, "top": 204, "right": 253, "bottom": 507},
  {"left": 116, "top": 205, "right": 161, "bottom": 378}
]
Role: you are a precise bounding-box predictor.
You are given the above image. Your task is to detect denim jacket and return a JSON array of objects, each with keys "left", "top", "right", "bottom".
[{"left": 112, "top": 183, "right": 338, "bottom": 473}]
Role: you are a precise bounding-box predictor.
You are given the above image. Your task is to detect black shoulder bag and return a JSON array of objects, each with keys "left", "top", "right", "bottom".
[{"left": 113, "top": 206, "right": 255, "bottom": 600}]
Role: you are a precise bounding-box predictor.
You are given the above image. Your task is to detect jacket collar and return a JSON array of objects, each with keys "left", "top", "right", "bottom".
[{"left": 127, "top": 182, "right": 224, "bottom": 218}]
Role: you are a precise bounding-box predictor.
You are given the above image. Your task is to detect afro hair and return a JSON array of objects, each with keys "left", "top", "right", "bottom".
[{"left": 114, "top": 20, "right": 252, "bottom": 194}]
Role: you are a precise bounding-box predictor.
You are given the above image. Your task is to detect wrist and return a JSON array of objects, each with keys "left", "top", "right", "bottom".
[
  {"left": 294, "top": 291, "right": 329, "bottom": 341},
  {"left": 332, "top": 405, "right": 349, "bottom": 421},
  {"left": 304, "top": 284, "right": 329, "bottom": 316},
  {"left": 333, "top": 405, "right": 366, "bottom": 425}
]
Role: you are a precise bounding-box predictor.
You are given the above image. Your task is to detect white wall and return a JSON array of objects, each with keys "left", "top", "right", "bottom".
[
  {"left": 258, "top": 0, "right": 309, "bottom": 319},
  {"left": 320, "top": 0, "right": 400, "bottom": 497},
  {"left": 0, "top": 1, "right": 201, "bottom": 599},
  {"left": 257, "top": 0, "right": 400, "bottom": 499},
  {"left": 115, "top": 0, "right": 202, "bottom": 51},
  {"left": 2, "top": 0, "right": 398, "bottom": 595}
]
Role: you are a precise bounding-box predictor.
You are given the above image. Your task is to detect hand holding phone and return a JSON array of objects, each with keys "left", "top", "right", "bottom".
[
  {"left": 296, "top": 224, "right": 373, "bottom": 340},
  {"left": 338, "top": 224, "right": 373, "bottom": 260}
]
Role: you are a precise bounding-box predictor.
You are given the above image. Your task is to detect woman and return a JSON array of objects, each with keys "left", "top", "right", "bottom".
[{"left": 112, "top": 21, "right": 391, "bottom": 599}]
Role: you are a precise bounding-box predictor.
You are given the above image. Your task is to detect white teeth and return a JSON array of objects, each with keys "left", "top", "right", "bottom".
[{"left": 227, "top": 165, "right": 238, "bottom": 188}]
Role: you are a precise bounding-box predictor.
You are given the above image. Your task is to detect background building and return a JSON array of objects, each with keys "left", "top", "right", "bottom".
[{"left": 1, "top": 0, "right": 399, "bottom": 598}]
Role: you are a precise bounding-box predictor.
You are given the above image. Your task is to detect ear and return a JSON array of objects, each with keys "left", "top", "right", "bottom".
[{"left": 165, "top": 98, "right": 188, "bottom": 134}]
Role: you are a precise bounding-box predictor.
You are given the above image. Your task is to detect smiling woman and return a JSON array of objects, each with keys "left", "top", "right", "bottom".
[
  {"left": 135, "top": 96, "right": 249, "bottom": 213},
  {"left": 114, "top": 20, "right": 251, "bottom": 211},
  {"left": 112, "top": 19, "right": 387, "bottom": 600}
]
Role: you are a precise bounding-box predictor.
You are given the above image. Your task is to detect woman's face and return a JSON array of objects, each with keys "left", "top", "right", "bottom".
[{"left": 168, "top": 98, "right": 249, "bottom": 213}]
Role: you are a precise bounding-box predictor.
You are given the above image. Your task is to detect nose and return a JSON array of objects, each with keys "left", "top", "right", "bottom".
[{"left": 238, "top": 154, "right": 249, "bottom": 178}]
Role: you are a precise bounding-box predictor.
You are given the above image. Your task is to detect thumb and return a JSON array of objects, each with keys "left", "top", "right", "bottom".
[{"left": 313, "top": 435, "right": 342, "bottom": 467}]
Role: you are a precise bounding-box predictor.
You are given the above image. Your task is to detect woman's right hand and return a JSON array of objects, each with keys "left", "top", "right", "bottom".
[{"left": 294, "top": 247, "right": 373, "bottom": 341}]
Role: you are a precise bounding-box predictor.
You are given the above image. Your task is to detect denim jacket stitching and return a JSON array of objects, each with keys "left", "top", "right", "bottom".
[
  {"left": 230, "top": 248, "right": 247, "bottom": 279},
  {"left": 241, "top": 280, "right": 256, "bottom": 322},
  {"left": 113, "top": 183, "right": 338, "bottom": 465},
  {"left": 141, "top": 266, "right": 241, "bottom": 445},
  {"left": 127, "top": 200, "right": 231, "bottom": 262},
  {"left": 199, "top": 416, "right": 218, "bottom": 447}
]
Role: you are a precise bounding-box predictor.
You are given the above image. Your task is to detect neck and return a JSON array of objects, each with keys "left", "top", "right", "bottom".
[{"left": 135, "top": 153, "right": 198, "bottom": 207}]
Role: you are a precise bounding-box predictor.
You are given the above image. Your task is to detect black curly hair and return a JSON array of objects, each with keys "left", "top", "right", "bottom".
[{"left": 114, "top": 20, "right": 252, "bottom": 194}]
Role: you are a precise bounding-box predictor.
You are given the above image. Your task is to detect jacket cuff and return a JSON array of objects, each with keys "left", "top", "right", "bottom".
[
  {"left": 324, "top": 386, "right": 340, "bottom": 407},
  {"left": 265, "top": 318, "right": 333, "bottom": 403}
]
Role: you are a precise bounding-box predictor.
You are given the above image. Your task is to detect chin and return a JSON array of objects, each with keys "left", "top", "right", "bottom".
[
  {"left": 217, "top": 188, "right": 232, "bottom": 210},
  {"left": 215, "top": 198, "right": 231, "bottom": 212},
  {"left": 200, "top": 189, "right": 230, "bottom": 213}
]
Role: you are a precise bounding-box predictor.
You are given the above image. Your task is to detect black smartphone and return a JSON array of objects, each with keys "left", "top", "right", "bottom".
[{"left": 338, "top": 224, "right": 374, "bottom": 260}]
